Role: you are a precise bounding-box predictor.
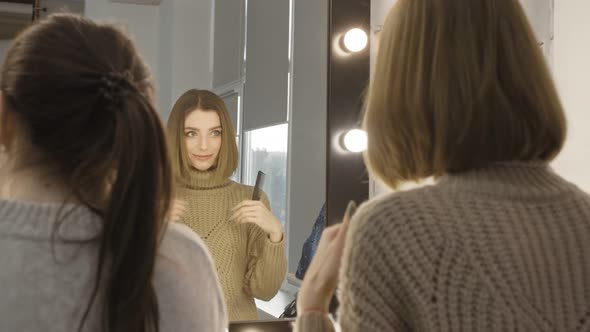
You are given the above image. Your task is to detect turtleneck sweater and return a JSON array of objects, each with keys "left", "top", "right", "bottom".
[
  {"left": 295, "top": 162, "right": 590, "bottom": 331},
  {"left": 176, "top": 170, "right": 287, "bottom": 321}
]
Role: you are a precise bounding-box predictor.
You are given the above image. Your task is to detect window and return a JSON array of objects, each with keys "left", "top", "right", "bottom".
[
  {"left": 243, "top": 123, "right": 289, "bottom": 227},
  {"left": 230, "top": 136, "right": 241, "bottom": 182}
]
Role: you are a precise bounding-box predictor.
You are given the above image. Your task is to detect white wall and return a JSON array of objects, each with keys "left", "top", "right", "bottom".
[
  {"left": 85, "top": 0, "right": 161, "bottom": 85},
  {"left": 157, "top": 0, "right": 174, "bottom": 117},
  {"left": 287, "top": 0, "right": 328, "bottom": 273},
  {"left": 551, "top": 0, "right": 590, "bottom": 192},
  {"left": 159, "top": 0, "right": 212, "bottom": 121}
]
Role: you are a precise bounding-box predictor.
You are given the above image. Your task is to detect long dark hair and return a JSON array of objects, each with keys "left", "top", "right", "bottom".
[{"left": 0, "top": 14, "right": 172, "bottom": 332}]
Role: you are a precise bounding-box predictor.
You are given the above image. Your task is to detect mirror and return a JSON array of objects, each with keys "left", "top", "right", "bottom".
[{"left": 0, "top": 0, "right": 569, "bottom": 328}]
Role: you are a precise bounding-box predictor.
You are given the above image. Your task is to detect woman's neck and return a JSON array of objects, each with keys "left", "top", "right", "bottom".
[
  {"left": 180, "top": 169, "right": 232, "bottom": 190},
  {"left": 0, "top": 155, "right": 71, "bottom": 204}
]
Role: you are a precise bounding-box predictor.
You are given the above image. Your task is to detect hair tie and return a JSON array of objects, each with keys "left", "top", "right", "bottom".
[{"left": 99, "top": 70, "right": 134, "bottom": 107}]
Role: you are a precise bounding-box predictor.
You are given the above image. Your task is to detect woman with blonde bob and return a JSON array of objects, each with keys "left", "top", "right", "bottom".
[
  {"left": 295, "top": 0, "right": 590, "bottom": 331},
  {"left": 167, "top": 89, "right": 287, "bottom": 321}
]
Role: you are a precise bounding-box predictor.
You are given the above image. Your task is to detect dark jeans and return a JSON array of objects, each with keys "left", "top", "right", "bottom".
[
  {"left": 295, "top": 204, "right": 326, "bottom": 280},
  {"left": 281, "top": 204, "right": 338, "bottom": 319}
]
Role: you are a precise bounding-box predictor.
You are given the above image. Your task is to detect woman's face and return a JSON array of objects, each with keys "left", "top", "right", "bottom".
[{"left": 184, "top": 109, "right": 222, "bottom": 171}]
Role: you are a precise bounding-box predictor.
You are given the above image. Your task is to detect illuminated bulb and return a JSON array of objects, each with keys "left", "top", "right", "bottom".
[
  {"left": 343, "top": 129, "right": 367, "bottom": 152},
  {"left": 343, "top": 28, "right": 368, "bottom": 52}
]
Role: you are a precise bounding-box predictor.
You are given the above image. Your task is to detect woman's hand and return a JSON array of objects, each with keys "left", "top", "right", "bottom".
[
  {"left": 230, "top": 200, "right": 283, "bottom": 242},
  {"left": 168, "top": 199, "right": 187, "bottom": 222},
  {"left": 296, "top": 213, "right": 350, "bottom": 315}
]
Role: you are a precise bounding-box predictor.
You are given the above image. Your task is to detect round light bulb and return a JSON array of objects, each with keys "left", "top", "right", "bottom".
[
  {"left": 343, "top": 28, "right": 368, "bottom": 52},
  {"left": 343, "top": 129, "right": 368, "bottom": 152}
]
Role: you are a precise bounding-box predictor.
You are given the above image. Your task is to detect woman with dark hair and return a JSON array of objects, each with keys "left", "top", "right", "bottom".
[
  {"left": 295, "top": 0, "right": 590, "bottom": 331},
  {"left": 0, "top": 14, "right": 226, "bottom": 331},
  {"left": 167, "top": 89, "right": 287, "bottom": 321}
]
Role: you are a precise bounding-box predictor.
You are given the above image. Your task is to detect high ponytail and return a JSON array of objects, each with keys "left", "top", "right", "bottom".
[{"left": 1, "top": 14, "right": 172, "bottom": 332}]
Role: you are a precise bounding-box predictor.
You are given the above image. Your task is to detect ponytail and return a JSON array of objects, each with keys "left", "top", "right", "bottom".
[
  {"left": 73, "top": 86, "right": 172, "bottom": 332},
  {"left": 80, "top": 90, "right": 172, "bottom": 332}
]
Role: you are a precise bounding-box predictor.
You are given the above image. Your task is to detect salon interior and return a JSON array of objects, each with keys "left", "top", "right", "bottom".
[{"left": 1, "top": 0, "right": 588, "bottom": 331}]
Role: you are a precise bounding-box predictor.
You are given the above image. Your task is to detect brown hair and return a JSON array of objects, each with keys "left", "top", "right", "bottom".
[
  {"left": 166, "top": 89, "right": 238, "bottom": 181},
  {"left": 363, "top": 0, "right": 566, "bottom": 188},
  {"left": 1, "top": 14, "right": 171, "bottom": 331}
]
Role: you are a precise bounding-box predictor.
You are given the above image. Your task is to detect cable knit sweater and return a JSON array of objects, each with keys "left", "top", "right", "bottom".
[
  {"left": 177, "top": 170, "right": 287, "bottom": 321},
  {"left": 296, "top": 162, "right": 590, "bottom": 331},
  {"left": 0, "top": 198, "right": 227, "bottom": 331}
]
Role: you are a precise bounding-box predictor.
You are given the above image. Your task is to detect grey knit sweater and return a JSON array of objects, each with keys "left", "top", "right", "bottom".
[
  {"left": 296, "top": 162, "right": 590, "bottom": 331},
  {"left": 0, "top": 199, "right": 228, "bottom": 331}
]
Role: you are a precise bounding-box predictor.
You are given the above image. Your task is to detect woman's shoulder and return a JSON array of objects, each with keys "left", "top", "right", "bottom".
[
  {"left": 153, "top": 222, "right": 228, "bottom": 330},
  {"left": 351, "top": 185, "right": 440, "bottom": 242}
]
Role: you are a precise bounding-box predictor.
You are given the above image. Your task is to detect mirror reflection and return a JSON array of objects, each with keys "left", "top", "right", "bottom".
[{"left": 166, "top": 89, "right": 287, "bottom": 322}]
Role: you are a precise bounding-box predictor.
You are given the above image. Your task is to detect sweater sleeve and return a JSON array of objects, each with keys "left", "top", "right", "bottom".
[
  {"left": 155, "top": 223, "right": 228, "bottom": 331},
  {"left": 243, "top": 192, "right": 288, "bottom": 301},
  {"left": 336, "top": 200, "right": 412, "bottom": 331},
  {"left": 294, "top": 199, "right": 414, "bottom": 332}
]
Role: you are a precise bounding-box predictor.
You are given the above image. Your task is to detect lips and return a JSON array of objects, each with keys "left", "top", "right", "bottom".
[{"left": 192, "top": 154, "right": 213, "bottom": 161}]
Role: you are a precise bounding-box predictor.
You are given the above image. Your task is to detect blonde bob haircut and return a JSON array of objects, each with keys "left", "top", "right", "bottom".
[
  {"left": 363, "top": 0, "right": 566, "bottom": 189},
  {"left": 166, "top": 89, "right": 238, "bottom": 182}
]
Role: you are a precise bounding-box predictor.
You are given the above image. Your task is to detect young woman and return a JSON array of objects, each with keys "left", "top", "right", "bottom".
[
  {"left": 295, "top": 0, "right": 590, "bottom": 331},
  {"left": 167, "top": 89, "right": 287, "bottom": 321},
  {"left": 0, "top": 14, "right": 226, "bottom": 331}
]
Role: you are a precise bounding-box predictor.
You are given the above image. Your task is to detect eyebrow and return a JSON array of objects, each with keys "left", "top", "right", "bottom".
[{"left": 184, "top": 126, "right": 222, "bottom": 131}]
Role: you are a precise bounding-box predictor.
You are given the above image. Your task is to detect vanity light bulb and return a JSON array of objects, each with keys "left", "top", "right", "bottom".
[
  {"left": 343, "top": 28, "right": 368, "bottom": 52},
  {"left": 343, "top": 129, "right": 368, "bottom": 153}
]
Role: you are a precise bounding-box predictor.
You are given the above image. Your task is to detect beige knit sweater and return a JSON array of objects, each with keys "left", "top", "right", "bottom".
[
  {"left": 177, "top": 170, "right": 287, "bottom": 321},
  {"left": 296, "top": 162, "right": 590, "bottom": 331}
]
